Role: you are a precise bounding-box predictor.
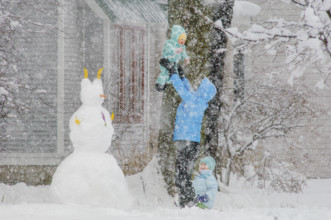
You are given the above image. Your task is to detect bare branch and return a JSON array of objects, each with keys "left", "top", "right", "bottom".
[{"left": 291, "top": 0, "right": 308, "bottom": 7}]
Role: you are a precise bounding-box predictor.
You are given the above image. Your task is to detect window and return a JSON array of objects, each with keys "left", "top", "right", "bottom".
[{"left": 112, "top": 25, "right": 146, "bottom": 124}]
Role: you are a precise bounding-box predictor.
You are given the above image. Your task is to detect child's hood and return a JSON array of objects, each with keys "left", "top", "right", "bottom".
[
  {"left": 195, "top": 78, "right": 217, "bottom": 102},
  {"left": 171, "top": 25, "right": 187, "bottom": 42}
]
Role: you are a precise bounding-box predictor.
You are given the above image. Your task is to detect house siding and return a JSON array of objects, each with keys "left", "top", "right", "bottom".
[
  {"left": 0, "top": 0, "right": 167, "bottom": 184},
  {"left": 62, "top": 0, "right": 85, "bottom": 152},
  {"left": 4, "top": 0, "right": 58, "bottom": 154}
]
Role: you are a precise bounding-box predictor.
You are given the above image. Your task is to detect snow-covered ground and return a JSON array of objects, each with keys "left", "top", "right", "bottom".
[{"left": 1, "top": 171, "right": 331, "bottom": 220}]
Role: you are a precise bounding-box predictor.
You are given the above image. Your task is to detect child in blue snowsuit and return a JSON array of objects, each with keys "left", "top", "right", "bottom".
[
  {"left": 192, "top": 156, "right": 218, "bottom": 209},
  {"left": 160, "top": 58, "right": 217, "bottom": 207},
  {"left": 155, "top": 25, "right": 190, "bottom": 92}
]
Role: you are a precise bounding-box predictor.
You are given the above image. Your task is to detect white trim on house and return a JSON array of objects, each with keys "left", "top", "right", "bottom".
[
  {"left": 0, "top": 153, "right": 66, "bottom": 166},
  {"left": 85, "top": 0, "right": 109, "bottom": 20},
  {"left": 146, "top": 24, "right": 151, "bottom": 151},
  {"left": 57, "top": 0, "right": 65, "bottom": 156}
]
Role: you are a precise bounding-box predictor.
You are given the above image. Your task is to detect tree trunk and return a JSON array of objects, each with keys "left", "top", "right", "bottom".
[
  {"left": 157, "top": 0, "right": 212, "bottom": 195},
  {"left": 157, "top": 86, "right": 179, "bottom": 196},
  {"left": 224, "top": 157, "right": 233, "bottom": 186},
  {"left": 157, "top": 0, "right": 234, "bottom": 195},
  {"left": 204, "top": 0, "right": 234, "bottom": 181}
]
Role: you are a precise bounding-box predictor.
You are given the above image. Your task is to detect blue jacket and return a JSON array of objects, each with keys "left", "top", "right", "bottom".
[
  {"left": 171, "top": 74, "right": 216, "bottom": 143},
  {"left": 192, "top": 170, "right": 218, "bottom": 209}
]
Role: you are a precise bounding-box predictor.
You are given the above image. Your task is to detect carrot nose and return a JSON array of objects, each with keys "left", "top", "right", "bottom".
[{"left": 100, "top": 94, "right": 106, "bottom": 98}]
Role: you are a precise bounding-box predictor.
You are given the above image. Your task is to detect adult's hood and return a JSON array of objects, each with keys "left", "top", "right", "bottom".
[
  {"left": 171, "top": 25, "right": 186, "bottom": 42},
  {"left": 195, "top": 78, "right": 216, "bottom": 102}
]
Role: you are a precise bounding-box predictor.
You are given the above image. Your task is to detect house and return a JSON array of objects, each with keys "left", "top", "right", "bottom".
[
  {"left": 0, "top": 0, "right": 167, "bottom": 184},
  {"left": 1, "top": 0, "right": 330, "bottom": 185}
]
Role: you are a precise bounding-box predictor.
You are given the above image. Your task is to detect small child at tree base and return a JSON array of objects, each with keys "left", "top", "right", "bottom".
[
  {"left": 192, "top": 156, "right": 218, "bottom": 209},
  {"left": 155, "top": 25, "right": 190, "bottom": 91}
]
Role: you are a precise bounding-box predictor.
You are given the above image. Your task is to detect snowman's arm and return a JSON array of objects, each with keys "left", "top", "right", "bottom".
[{"left": 75, "top": 116, "right": 81, "bottom": 125}]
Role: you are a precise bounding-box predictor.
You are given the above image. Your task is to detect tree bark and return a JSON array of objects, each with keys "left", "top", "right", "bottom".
[
  {"left": 157, "top": 85, "right": 179, "bottom": 196},
  {"left": 157, "top": 0, "right": 212, "bottom": 195},
  {"left": 204, "top": 0, "right": 234, "bottom": 181}
]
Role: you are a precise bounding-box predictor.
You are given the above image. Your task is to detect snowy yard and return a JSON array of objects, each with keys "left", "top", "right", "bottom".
[
  {"left": 1, "top": 177, "right": 331, "bottom": 220},
  {"left": 1, "top": 1, "right": 331, "bottom": 220}
]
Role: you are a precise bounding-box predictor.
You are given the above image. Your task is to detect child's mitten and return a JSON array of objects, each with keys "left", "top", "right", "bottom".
[
  {"left": 177, "top": 64, "right": 185, "bottom": 79},
  {"left": 155, "top": 83, "right": 167, "bottom": 92},
  {"left": 196, "top": 194, "right": 209, "bottom": 203}
]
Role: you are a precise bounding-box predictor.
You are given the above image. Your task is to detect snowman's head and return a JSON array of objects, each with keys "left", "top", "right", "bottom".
[{"left": 80, "top": 68, "right": 106, "bottom": 106}]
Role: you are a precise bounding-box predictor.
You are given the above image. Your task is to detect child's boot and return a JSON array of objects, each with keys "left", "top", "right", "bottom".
[
  {"left": 155, "top": 58, "right": 176, "bottom": 92},
  {"left": 155, "top": 70, "right": 168, "bottom": 92},
  {"left": 155, "top": 83, "right": 167, "bottom": 92},
  {"left": 159, "top": 58, "right": 176, "bottom": 75},
  {"left": 196, "top": 202, "right": 208, "bottom": 209},
  {"left": 177, "top": 64, "right": 185, "bottom": 79}
]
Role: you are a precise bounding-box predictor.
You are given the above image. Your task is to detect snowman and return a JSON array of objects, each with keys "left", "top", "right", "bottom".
[{"left": 51, "top": 68, "right": 132, "bottom": 208}]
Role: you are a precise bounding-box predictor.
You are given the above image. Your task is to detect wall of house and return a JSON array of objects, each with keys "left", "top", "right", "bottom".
[
  {"left": 3, "top": 1, "right": 59, "bottom": 154},
  {"left": 59, "top": 2, "right": 168, "bottom": 168},
  {"left": 0, "top": 0, "right": 61, "bottom": 184},
  {"left": 0, "top": 0, "right": 108, "bottom": 184},
  {"left": 231, "top": 0, "right": 331, "bottom": 178},
  {"left": 62, "top": 0, "right": 83, "bottom": 154},
  {"left": 0, "top": 0, "right": 168, "bottom": 184},
  {"left": 62, "top": 0, "right": 105, "bottom": 152}
]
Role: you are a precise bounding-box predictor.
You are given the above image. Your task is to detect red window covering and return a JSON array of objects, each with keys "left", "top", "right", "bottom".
[{"left": 112, "top": 25, "right": 145, "bottom": 124}]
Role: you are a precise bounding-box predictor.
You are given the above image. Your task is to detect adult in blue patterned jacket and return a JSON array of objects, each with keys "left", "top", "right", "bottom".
[
  {"left": 155, "top": 25, "right": 190, "bottom": 92},
  {"left": 160, "top": 58, "right": 216, "bottom": 208},
  {"left": 192, "top": 156, "right": 218, "bottom": 209}
]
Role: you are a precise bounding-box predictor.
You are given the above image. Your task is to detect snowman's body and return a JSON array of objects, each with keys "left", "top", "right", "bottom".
[
  {"left": 69, "top": 105, "right": 113, "bottom": 152},
  {"left": 51, "top": 70, "right": 132, "bottom": 208}
]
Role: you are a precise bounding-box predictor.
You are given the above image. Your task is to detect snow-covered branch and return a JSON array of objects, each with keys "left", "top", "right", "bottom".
[
  {"left": 219, "top": 79, "right": 314, "bottom": 187},
  {"left": 291, "top": 0, "right": 308, "bottom": 7},
  {"left": 228, "top": 0, "right": 331, "bottom": 87},
  {"left": 194, "top": 6, "right": 260, "bottom": 43}
]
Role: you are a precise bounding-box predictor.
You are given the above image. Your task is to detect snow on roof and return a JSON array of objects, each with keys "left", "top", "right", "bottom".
[
  {"left": 96, "top": 0, "right": 167, "bottom": 24},
  {"left": 155, "top": 0, "right": 167, "bottom": 4}
]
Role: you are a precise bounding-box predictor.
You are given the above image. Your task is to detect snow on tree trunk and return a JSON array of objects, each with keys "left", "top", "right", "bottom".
[
  {"left": 157, "top": 86, "right": 179, "bottom": 195},
  {"left": 204, "top": 0, "right": 234, "bottom": 182}
]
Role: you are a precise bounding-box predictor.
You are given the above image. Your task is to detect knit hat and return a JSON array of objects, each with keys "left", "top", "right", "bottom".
[{"left": 200, "top": 156, "right": 216, "bottom": 171}]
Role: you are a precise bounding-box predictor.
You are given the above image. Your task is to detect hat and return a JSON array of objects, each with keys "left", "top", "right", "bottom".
[{"left": 200, "top": 156, "right": 216, "bottom": 171}]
